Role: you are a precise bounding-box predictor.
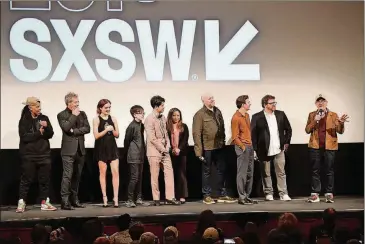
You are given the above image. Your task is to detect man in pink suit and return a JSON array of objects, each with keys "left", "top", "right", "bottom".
[{"left": 144, "top": 95, "right": 180, "bottom": 206}]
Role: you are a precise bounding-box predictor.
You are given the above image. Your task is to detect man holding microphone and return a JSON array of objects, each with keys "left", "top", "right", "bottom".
[{"left": 305, "top": 94, "right": 349, "bottom": 203}]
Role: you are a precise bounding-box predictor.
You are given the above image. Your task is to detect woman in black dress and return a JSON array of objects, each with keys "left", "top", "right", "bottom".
[
  {"left": 93, "top": 99, "right": 120, "bottom": 207},
  {"left": 167, "top": 108, "right": 189, "bottom": 204}
]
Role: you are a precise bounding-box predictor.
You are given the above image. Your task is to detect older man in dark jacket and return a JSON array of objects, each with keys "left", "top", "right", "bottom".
[
  {"left": 57, "top": 92, "right": 90, "bottom": 210},
  {"left": 192, "top": 93, "right": 236, "bottom": 204}
]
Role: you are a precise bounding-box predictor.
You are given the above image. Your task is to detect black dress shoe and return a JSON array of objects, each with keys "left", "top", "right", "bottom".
[
  {"left": 136, "top": 198, "right": 144, "bottom": 205},
  {"left": 71, "top": 201, "right": 85, "bottom": 208},
  {"left": 246, "top": 198, "right": 258, "bottom": 204},
  {"left": 166, "top": 198, "right": 180, "bottom": 205},
  {"left": 61, "top": 202, "right": 74, "bottom": 210},
  {"left": 126, "top": 200, "right": 136, "bottom": 208},
  {"left": 153, "top": 200, "right": 161, "bottom": 206},
  {"left": 238, "top": 198, "right": 258, "bottom": 205}
]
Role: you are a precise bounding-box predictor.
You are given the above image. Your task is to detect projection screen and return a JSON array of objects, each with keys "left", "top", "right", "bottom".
[{"left": 1, "top": 1, "right": 363, "bottom": 149}]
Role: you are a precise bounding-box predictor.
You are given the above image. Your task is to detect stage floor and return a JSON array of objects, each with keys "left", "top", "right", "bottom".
[{"left": 1, "top": 196, "right": 363, "bottom": 224}]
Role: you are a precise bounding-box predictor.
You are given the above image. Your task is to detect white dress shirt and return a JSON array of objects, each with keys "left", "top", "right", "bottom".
[{"left": 264, "top": 111, "right": 281, "bottom": 156}]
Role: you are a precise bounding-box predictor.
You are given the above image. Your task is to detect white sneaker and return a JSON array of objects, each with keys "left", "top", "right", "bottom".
[
  {"left": 41, "top": 198, "right": 57, "bottom": 211},
  {"left": 307, "top": 193, "right": 320, "bottom": 203},
  {"left": 325, "top": 193, "right": 334, "bottom": 203},
  {"left": 16, "top": 199, "right": 26, "bottom": 213},
  {"left": 265, "top": 194, "right": 274, "bottom": 201},
  {"left": 280, "top": 194, "right": 291, "bottom": 201}
]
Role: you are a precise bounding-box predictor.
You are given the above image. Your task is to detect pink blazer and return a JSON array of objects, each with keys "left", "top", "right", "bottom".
[{"left": 144, "top": 112, "right": 171, "bottom": 157}]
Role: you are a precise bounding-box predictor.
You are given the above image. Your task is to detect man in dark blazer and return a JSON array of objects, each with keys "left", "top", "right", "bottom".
[
  {"left": 251, "top": 94, "right": 292, "bottom": 201},
  {"left": 57, "top": 92, "right": 90, "bottom": 210}
]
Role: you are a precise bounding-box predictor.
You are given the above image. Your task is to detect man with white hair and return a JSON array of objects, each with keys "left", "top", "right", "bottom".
[
  {"left": 192, "top": 93, "right": 235, "bottom": 204},
  {"left": 57, "top": 92, "right": 90, "bottom": 210}
]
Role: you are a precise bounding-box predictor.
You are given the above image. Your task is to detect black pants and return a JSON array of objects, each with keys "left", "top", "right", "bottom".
[
  {"left": 127, "top": 163, "right": 143, "bottom": 201},
  {"left": 309, "top": 148, "right": 336, "bottom": 194},
  {"left": 19, "top": 157, "right": 51, "bottom": 201},
  {"left": 202, "top": 148, "right": 227, "bottom": 197},
  {"left": 60, "top": 152, "right": 85, "bottom": 203},
  {"left": 172, "top": 155, "right": 188, "bottom": 199}
]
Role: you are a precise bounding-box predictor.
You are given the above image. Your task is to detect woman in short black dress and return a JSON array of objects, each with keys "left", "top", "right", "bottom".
[{"left": 93, "top": 99, "right": 120, "bottom": 207}]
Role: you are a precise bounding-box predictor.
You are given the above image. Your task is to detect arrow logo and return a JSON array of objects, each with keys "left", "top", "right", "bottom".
[{"left": 205, "top": 20, "right": 260, "bottom": 81}]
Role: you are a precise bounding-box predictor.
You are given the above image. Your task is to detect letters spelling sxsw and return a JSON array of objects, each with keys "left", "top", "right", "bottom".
[{"left": 9, "top": 11, "right": 261, "bottom": 82}]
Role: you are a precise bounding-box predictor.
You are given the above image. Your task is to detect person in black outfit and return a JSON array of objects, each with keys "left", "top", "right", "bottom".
[
  {"left": 167, "top": 108, "right": 189, "bottom": 204},
  {"left": 93, "top": 99, "right": 120, "bottom": 207},
  {"left": 57, "top": 92, "right": 90, "bottom": 210},
  {"left": 16, "top": 97, "right": 57, "bottom": 213},
  {"left": 124, "top": 105, "right": 146, "bottom": 208}
]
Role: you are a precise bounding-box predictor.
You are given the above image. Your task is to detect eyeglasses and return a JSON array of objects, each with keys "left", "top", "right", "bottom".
[
  {"left": 316, "top": 100, "right": 326, "bottom": 103},
  {"left": 268, "top": 102, "right": 277, "bottom": 105}
]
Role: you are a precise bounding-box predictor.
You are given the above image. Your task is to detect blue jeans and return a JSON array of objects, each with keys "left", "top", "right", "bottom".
[
  {"left": 309, "top": 148, "right": 335, "bottom": 194},
  {"left": 202, "top": 148, "right": 227, "bottom": 197}
]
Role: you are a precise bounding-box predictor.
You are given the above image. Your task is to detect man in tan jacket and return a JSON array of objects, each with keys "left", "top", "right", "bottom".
[
  {"left": 305, "top": 94, "right": 349, "bottom": 203},
  {"left": 144, "top": 95, "right": 180, "bottom": 206}
]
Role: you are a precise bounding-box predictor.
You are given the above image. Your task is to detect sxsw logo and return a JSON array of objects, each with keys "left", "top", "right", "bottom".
[{"left": 8, "top": 1, "right": 261, "bottom": 83}]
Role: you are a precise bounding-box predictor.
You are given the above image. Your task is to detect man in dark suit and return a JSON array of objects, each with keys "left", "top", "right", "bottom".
[
  {"left": 57, "top": 92, "right": 90, "bottom": 210},
  {"left": 251, "top": 94, "right": 292, "bottom": 201}
]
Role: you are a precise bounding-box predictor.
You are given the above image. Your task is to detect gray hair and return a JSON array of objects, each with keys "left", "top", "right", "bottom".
[{"left": 64, "top": 92, "right": 78, "bottom": 105}]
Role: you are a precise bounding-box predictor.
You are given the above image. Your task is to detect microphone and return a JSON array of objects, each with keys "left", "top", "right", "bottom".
[
  {"left": 316, "top": 109, "right": 324, "bottom": 124},
  {"left": 104, "top": 122, "right": 112, "bottom": 135},
  {"left": 317, "top": 108, "right": 323, "bottom": 124}
]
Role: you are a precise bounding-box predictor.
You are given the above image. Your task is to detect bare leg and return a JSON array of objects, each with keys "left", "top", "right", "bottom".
[
  {"left": 98, "top": 161, "right": 108, "bottom": 205},
  {"left": 110, "top": 159, "right": 120, "bottom": 206}
]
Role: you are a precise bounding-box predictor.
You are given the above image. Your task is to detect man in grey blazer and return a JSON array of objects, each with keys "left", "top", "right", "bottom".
[{"left": 57, "top": 92, "right": 90, "bottom": 210}]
